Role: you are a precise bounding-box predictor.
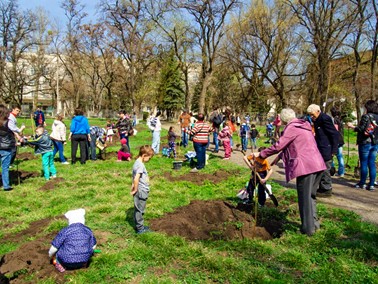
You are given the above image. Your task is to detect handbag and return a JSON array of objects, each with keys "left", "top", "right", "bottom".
[{"left": 128, "top": 128, "right": 134, "bottom": 136}]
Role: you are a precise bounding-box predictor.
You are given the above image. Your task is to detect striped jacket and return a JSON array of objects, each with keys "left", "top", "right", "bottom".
[{"left": 190, "top": 121, "right": 210, "bottom": 144}]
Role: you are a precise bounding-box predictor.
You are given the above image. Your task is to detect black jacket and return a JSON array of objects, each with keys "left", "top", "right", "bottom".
[
  {"left": 333, "top": 116, "right": 345, "bottom": 147},
  {"left": 354, "top": 113, "right": 378, "bottom": 145},
  {"left": 0, "top": 121, "right": 16, "bottom": 150},
  {"left": 313, "top": 112, "right": 340, "bottom": 161}
]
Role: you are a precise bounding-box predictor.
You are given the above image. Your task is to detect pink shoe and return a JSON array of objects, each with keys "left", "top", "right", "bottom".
[{"left": 53, "top": 260, "right": 65, "bottom": 272}]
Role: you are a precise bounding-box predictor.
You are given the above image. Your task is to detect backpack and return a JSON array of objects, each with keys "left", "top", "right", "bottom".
[
  {"left": 364, "top": 113, "right": 378, "bottom": 140},
  {"left": 213, "top": 114, "right": 223, "bottom": 126}
]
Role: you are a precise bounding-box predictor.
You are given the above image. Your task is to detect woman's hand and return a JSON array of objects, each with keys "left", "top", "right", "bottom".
[{"left": 346, "top": 122, "right": 354, "bottom": 129}]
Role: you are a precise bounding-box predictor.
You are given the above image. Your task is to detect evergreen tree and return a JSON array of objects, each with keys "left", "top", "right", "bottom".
[{"left": 157, "top": 51, "right": 185, "bottom": 120}]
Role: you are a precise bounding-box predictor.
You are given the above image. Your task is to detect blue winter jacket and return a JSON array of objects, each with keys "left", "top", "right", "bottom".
[{"left": 70, "top": 115, "right": 90, "bottom": 135}]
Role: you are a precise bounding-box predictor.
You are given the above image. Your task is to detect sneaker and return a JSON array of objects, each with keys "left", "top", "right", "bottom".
[
  {"left": 54, "top": 262, "right": 66, "bottom": 273},
  {"left": 3, "top": 187, "right": 13, "bottom": 191},
  {"left": 116, "top": 160, "right": 122, "bottom": 162},
  {"left": 190, "top": 168, "right": 199, "bottom": 173},
  {"left": 136, "top": 226, "right": 152, "bottom": 234},
  {"left": 51, "top": 175, "right": 57, "bottom": 179},
  {"left": 354, "top": 183, "right": 366, "bottom": 189},
  {"left": 223, "top": 157, "right": 230, "bottom": 160},
  {"left": 366, "top": 186, "right": 376, "bottom": 192},
  {"left": 61, "top": 161, "right": 69, "bottom": 165}
]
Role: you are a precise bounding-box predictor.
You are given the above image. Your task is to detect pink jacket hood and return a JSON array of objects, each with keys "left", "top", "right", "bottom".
[{"left": 260, "top": 118, "right": 326, "bottom": 182}]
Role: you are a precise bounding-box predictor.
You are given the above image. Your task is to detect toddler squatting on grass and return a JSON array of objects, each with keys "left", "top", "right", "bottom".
[
  {"left": 48, "top": 208, "right": 97, "bottom": 272},
  {"left": 131, "top": 145, "right": 155, "bottom": 234}
]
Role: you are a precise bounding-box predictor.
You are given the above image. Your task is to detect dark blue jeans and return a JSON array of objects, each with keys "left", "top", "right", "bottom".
[
  {"left": 358, "top": 143, "right": 378, "bottom": 187},
  {"left": 193, "top": 142, "right": 207, "bottom": 170},
  {"left": 0, "top": 149, "right": 12, "bottom": 189},
  {"left": 181, "top": 127, "right": 189, "bottom": 147},
  {"left": 52, "top": 140, "right": 67, "bottom": 162},
  {"left": 213, "top": 132, "right": 219, "bottom": 151}
]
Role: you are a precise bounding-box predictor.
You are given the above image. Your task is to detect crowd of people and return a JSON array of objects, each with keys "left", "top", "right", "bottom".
[{"left": 1, "top": 102, "right": 377, "bottom": 271}]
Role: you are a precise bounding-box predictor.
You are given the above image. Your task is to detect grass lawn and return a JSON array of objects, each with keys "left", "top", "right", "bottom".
[{"left": 0, "top": 118, "right": 376, "bottom": 283}]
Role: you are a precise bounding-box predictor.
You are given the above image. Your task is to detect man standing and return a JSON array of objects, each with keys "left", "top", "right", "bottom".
[
  {"left": 33, "top": 106, "right": 45, "bottom": 127},
  {"left": 307, "top": 104, "right": 339, "bottom": 197},
  {"left": 116, "top": 110, "right": 133, "bottom": 151},
  {"left": 209, "top": 108, "right": 223, "bottom": 153},
  {"left": 178, "top": 110, "right": 191, "bottom": 147},
  {"left": 8, "top": 103, "right": 25, "bottom": 166}
]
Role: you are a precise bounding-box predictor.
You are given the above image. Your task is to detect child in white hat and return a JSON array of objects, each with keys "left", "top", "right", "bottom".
[{"left": 48, "top": 208, "right": 97, "bottom": 272}]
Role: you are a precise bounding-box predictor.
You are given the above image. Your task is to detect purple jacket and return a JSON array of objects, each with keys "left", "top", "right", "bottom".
[{"left": 260, "top": 118, "right": 326, "bottom": 182}]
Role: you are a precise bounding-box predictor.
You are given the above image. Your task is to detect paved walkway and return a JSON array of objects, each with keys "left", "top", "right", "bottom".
[{"left": 161, "top": 121, "right": 378, "bottom": 226}]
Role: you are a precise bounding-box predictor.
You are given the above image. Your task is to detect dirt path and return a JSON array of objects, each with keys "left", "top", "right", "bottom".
[{"left": 162, "top": 122, "right": 378, "bottom": 226}]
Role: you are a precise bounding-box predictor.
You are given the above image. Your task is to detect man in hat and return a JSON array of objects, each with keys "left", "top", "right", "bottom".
[{"left": 33, "top": 106, "right": 45, "bottom": 127}]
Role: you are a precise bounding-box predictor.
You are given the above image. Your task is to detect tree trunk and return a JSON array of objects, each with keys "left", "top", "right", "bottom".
[{"left": 199, "top": 73, "right": 212, "bottom": 114}]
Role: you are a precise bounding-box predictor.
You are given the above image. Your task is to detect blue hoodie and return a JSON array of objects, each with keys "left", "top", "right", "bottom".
[{"left": 70, "top": 115, "right": 90, "bottom": 135}]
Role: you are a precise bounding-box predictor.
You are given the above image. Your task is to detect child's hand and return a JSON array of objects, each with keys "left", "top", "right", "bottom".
[
  {"left": 130, "top": 185, "right": 137, "bottom": 196},
  {"left": 260, "top": 178, "right": 267, "bottom": 184}
]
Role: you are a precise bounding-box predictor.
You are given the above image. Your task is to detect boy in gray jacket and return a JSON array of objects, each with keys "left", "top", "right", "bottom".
[{"left": 27, "top": 126, "right": 57, "bottom": 180}]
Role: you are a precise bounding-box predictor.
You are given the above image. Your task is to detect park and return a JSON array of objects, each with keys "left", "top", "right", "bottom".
[{"left": 0, "top": 117, "right": 377, "bottom": 283}]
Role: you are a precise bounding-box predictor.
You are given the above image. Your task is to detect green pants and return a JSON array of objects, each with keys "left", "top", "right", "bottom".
[{"left": 42, "top": 151, "right": 57, "bottom": 180}]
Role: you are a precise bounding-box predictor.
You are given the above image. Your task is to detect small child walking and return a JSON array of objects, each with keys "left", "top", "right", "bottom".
[
  {"left": 106, "top": 120, "right": 115, "bottom": 144},
  {"left": 117, "top": 138, "right": 131, "bottom": 161},
  {"left": 48, "top": 208, "right": 97, "bottom": 272},
  {"left": 26, "top": 126, "right": 57, "bottom": 180},
  {"left": 218, "top": 121, "right": 232, "bottom": 160},
  {"left": 131, "top": 145, "right": 154, "bottom": 234},
  {"left": 167, "top": 126, "right": 177, "bottom": 158},
  {"left": 243, "top": 147, "right": 273, "bottom": 206}
]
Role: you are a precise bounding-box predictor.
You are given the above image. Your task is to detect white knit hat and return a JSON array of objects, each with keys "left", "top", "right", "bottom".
[{"left": 65, "top": 208, "right": 86, "bottom": 225}]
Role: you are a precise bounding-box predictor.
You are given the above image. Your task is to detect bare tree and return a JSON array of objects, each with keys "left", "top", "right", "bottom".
[
  {"left": 59, "top": 0, "right": 88, "bottom": 110},
  {"left": 100, "top": 0, "right": 157, "bottom": 113},
  {"left": 175, "top": 0, "right": 240, "bottom": 114},
  {"left": 147, "top": 0, "right": 195, "bottom": 111},
  {"left": 0, "top": 0, "right": 37, "bottom": 104},
  {"left": 342, "top": 0, "right": 370, "bottom": 121},
  {"left": 369, "top": 0, "right": 378, "bottom": 99},
  {"left": 225, "top": 0, "right": 304, "bottom": 113},
  {"left": 287, "top": 0, "right": 357, "bottom": 106}
]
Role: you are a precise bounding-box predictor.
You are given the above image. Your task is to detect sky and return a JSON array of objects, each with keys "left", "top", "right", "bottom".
[{"left": 18, "top": 0, "right": 98, "bottom": 25}]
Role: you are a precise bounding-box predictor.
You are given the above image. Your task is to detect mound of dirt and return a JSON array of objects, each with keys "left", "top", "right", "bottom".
[
  {"left": 0, "top": 217, "right": 111, "bottom": 284},
  {"left": 150, "top": 200, "right": 273, "bottom": 241},
  {"left": 39, "top": 178, "right": 65, "bottom": 191},
  {"left": 0, "top": 234, "right": 68, "bottom": 284}
]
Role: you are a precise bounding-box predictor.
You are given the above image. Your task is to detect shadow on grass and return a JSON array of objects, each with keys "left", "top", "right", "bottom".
[{"left": 125, "top": 207, "right": 135, "bottom": 229}]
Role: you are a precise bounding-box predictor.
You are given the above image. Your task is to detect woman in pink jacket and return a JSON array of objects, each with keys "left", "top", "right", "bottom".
[{"left": 256, "top": 108, "right": 326, "bottom": 236}]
